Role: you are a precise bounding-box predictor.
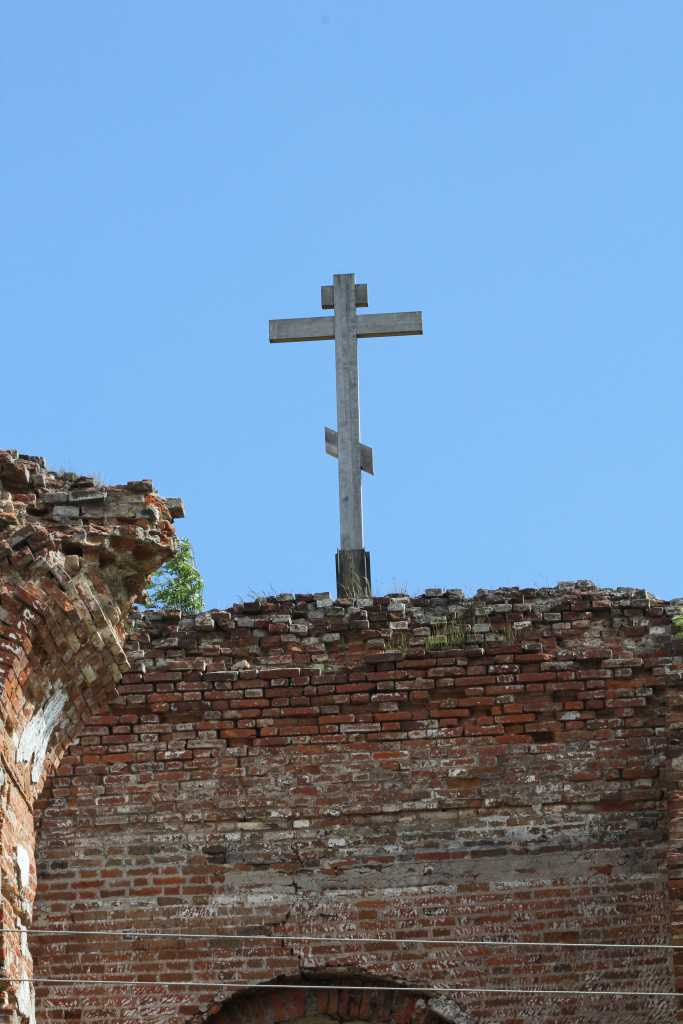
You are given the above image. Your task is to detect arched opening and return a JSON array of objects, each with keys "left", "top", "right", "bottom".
[{"left": 201, "top": 975, "right": 473, "bottom": 1024}]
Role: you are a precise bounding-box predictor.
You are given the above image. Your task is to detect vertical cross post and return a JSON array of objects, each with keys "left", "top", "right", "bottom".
[
  {"left": 269, "top": 274, "right": 422, "bottom": 601},
  {"left": 331, "top": 274, "right": 370, "bottom": 598}
]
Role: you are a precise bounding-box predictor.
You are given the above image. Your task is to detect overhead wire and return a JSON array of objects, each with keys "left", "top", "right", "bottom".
[
  {"left": 7, "top": 927, "right": 677, "bottom": 1002},
  {"left": 6, "top": 978, "right": 681, "bottom": 999},
  {"left": 3, "top": 927, "right": 678, "bottom": 951}
]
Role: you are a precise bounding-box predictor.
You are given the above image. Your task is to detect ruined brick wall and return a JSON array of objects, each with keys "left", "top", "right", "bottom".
[
  {"left": 0, "top": 451, "right": 180, "bottom": 1024},
  {"left": 32, "top": 583, "right": 683, "bottom": 1024}
]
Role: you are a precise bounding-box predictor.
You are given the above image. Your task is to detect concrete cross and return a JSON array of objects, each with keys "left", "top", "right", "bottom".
[{"left": 269, "top": 273, "right": 423, "bottom": 598}]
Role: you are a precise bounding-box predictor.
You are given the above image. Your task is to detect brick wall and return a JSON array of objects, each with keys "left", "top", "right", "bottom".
[
  {"left": 0, "top": 451, "right": 179, "bottom": 1023},
  {"left": 32, "top": 583, "right": 683, "bottom": 1024}
]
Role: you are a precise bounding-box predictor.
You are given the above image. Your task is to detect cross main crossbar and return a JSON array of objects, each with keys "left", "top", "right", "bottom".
[{"left": 269, "top": 311, "right": 422, "bottom": 343}]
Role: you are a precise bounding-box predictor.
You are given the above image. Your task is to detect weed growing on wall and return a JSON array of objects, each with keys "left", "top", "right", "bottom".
[
  {"left": 674, "top": 608, "right": 683, "bottom": 637},
  {"left": 425, "top": 615, "right": 470, "bottom": 650}
]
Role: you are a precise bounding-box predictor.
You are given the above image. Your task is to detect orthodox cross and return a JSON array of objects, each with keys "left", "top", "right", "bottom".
[{"left": 269, "top": 273, "right": 423, "bottom": 598}]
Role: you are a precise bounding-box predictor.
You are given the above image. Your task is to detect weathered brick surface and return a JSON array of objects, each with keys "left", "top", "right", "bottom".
[
  {"left": 32, "top": 583, "right": 683, "bottom": 1023},
  {"left": 0, "top": 450, "right": 180, "bottom": 1023}
]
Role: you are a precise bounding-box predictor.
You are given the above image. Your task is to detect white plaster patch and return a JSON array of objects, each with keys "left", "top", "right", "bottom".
[
  {"left": 17, "top": 977, "right": 35, "bottom": 1024},
  {"left": 15, "top": 844, "right": 30, "bottom": 891},
  {"left": 427, "top": 995, "right": 472, "bottom": 1024},
  {"left": 16, "top": 925, "right": 36, "bottom": 1024},
  {"left": 16, "top": 686, "right": 68, "bottom": 783}
]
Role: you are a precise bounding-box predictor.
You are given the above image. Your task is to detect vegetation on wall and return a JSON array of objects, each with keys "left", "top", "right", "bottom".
[{"left": 145, "top": 538, "right": 204, "bottom": 613}]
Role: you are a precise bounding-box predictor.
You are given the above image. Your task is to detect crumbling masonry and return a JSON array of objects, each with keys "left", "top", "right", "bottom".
[
  {"left": 0, "top": 451, "right": 180, "bottom": 1023},
  {"left": 2, "top": 450, "right": 683, "bottom": 1024}
]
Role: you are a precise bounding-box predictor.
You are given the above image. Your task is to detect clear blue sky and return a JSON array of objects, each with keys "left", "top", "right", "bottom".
[{"left": 3, "top": 2, "right": 681, "bottom": 608}]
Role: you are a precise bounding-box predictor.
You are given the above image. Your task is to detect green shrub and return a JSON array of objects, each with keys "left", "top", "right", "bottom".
[{"left": 145, "top": 538, "right": 204, "bottom": 613}]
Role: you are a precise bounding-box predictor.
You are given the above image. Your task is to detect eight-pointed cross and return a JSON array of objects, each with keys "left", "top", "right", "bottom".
[{"left": 269, "top": 273, "right": 423, "bottom": 598}]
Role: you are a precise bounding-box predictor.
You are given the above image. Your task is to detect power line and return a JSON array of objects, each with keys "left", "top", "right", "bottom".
[
  {"left": 4, "top": 927, "right": 677, "bottom": 951},
  {"left": 13, "top": 978, "right": 681, "bottom": 999}
]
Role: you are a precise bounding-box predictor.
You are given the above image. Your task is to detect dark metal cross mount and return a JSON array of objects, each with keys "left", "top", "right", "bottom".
[{"left": 269, "top": 273, "right": 423, "bottom": 599}]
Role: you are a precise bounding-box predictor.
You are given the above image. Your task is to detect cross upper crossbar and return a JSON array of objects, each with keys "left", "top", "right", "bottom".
[{"left": 269, "top": 273, "right": 423, "bottom": 598}]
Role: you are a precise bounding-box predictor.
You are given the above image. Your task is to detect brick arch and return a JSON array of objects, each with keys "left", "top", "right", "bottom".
[
  {"left": 201, "top": 977, "right": 473, "bottom": 1024},
  {"left": 3, "top": 561, "right": 133, "bottom": 797},
  {"left": 0, "top": 450, "right": 181, "bottom": 1024},
  {"left": 0, "top": 454, "right": 180, "bottom": 801}
]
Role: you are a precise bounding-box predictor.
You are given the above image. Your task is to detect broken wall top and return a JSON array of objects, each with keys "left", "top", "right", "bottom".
[{"left": 0, "top": 449, "right": 183, "bottom": 609}]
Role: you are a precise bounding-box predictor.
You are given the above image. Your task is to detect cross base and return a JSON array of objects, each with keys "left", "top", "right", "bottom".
[{"left": 336, "top": 548, "right": 372, "bottom": 599}]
